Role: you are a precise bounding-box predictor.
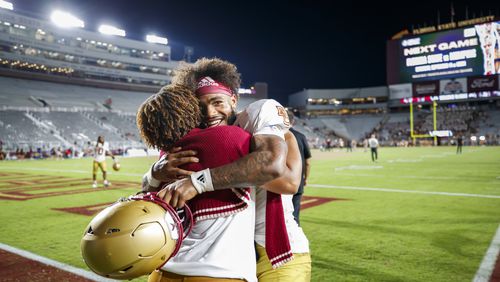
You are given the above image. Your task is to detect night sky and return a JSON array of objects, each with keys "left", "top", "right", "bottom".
[{"left": 13, "top": 0, "right": 500, "bottom": 104}]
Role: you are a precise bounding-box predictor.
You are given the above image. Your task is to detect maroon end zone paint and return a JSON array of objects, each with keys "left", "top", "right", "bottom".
[
  {"left": 54, "top": 202, "right": 115, "bottom": 216},
  {"left": 300, "top": 195, "right": 348, "bottom": 210},
  {"left": 0, "top": 249, "right": 94, "bottom": 282},
  {"left": 0, "top": 172, "right": 139, "bottom": 200},
  {"left": 491, "top": 254, "right": 500, "bottom": 282}
]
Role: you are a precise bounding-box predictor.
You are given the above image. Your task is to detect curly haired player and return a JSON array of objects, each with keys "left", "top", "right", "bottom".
[
  {"left": 137, "top": 84, "right": 202, "bottom": 152},
  {"left": 137, "top": 83, "right": 257, "bottom": 281}
]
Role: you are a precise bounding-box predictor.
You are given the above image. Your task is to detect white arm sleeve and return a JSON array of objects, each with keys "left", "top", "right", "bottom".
[{"left": 234, "top": 99, "right": 290, "bottom": 140}]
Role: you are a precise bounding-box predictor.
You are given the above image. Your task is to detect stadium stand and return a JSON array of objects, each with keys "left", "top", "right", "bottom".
[
  {"left": 0, "top": 76, "right": 152, "bottom": 111},
  {"left": 0, "top": 76, "right": 150, "bottom": 149},
  {"left": 0, "top": 110, "right": 60, "bottom": 149},
  {"left": 478, "top": 110, "right": 500, "bottom": 136},
  {"left": 293, "top": 114, "right": 384, "bottom": 146}
]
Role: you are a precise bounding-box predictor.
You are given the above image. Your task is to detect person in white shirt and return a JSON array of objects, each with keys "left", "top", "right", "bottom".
[
  {"left": 92, "top": 135, "right": 115, "bottom": 188},
  {"left": 368, "top": 134, "right": 379, "bottom": 162}
]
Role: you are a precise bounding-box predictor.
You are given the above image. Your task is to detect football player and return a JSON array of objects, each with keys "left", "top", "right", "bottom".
[
  {"left": 145, "top": 58, "right": 311, "bottom": 281},
  {"left": 92, "top": 135, "right": 115, "bottom": 188}
]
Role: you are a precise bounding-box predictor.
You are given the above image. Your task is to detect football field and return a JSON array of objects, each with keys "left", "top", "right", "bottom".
[{"left": 0, "top": 146, "right": 499, "bottom": 281}]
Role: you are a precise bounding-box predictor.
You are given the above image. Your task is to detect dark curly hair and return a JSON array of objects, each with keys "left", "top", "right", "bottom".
[
  {"left": 136, "top": 84, "right": 202, "bottom": 151},
  {"left": 172, "top": 57, "right": 241, "bottom": 98}
]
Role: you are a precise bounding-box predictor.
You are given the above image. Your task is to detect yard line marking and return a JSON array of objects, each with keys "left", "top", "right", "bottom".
[
  {"left": 0, "top": 166, "right": 144, "bottom": 177},
  {"left": 333, "top": 173, "right": 458, "bottom": 180},
  {"left": 0, "top": 242, "right": 116, "bottom": 282},
  {"left": 473, "top": 224, "right": 500, "bottom": 282},
  {"left": 334, "top": 165, "right": 383, "bottom": 171},
  {"left": 386, "top": 159, "right": 422, "bottom": 163},
  {"left": 420, "top": 154, "right": 445, "bottom": 158},
  {"left": 308, "top": 184, "right": 500, "bottom": 199}
]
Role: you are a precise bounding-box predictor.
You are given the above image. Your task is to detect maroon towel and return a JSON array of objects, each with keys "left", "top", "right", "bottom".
[
  {"left": 160, "top": 126, "right": 251, "bottom": 223},
  {"left": 265, "top": 191, "right": 294, "bottom": 268}
]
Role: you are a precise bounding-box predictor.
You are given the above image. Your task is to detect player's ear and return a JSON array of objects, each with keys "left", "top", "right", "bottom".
[{"left": 230, "top": 94, "right": 237, "bottom": 108}]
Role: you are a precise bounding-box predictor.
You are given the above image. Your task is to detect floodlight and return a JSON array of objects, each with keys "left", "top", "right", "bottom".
[
  {"left": 0, "top": 0, "right": 13, "bottom": 10},
  {"left": 50, "top": 10, "right": 84, "bottom": 28},
  {"left": 98, "top": 24, "right": 126, "bottom": 37},
  {"left": 146, "top": 34, "right": 168, "bottom": 45}
]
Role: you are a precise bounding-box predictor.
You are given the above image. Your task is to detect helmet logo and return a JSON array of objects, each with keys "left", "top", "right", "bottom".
[{"left": 105, "top": 228, "right": 120, "bottom": 234}]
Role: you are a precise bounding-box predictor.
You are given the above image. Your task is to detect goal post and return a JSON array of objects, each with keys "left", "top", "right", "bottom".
[{"left": 410, "top": 100, "right": 438, "bottom": 145}]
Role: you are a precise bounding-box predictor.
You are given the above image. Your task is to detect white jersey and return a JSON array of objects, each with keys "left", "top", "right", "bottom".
[
  {"left": 162, "top": 192, "right": 256, "bottom": 282},
  {"left": 235, "top": 99, "right": 310, "bottom": 254},
  {"left": 369, "top": 137, "right": 379, "bottom": 148},
  {"left": 93, "top": 142, "right": 109, "bottom": 162},
  {"left": 234, "top": 99, "right": 289, "bottom": 140}
]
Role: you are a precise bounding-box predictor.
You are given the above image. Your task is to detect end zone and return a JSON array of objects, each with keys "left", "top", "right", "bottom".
[{"left": 0, "top": 243, "right": 115, "bottom": 282}]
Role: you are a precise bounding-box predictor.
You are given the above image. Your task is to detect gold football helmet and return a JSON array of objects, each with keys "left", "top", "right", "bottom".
[
  {"left": 81, "top": 193, "right": 192, "bottom": 280},
  {"left": 112, "top": 162, "right": 121, "bottom": 171}
]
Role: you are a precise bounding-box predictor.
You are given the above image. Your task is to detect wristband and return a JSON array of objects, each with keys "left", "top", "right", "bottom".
[
  {"left": 146, "top": 166, "right": 161, "bottom": 188},
  {"left": 190, "top": 168, "right": 214, "bottom": 194}
]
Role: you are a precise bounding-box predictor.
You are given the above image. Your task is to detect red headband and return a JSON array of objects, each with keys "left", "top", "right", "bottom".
[{"left": 195, "top": 76, "right": 233, "bottom": 97}]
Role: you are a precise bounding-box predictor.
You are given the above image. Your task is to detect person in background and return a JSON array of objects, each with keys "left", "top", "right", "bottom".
[
  {"left": 351, "top": 139, "right": 357, "bottom": 151},
  {"left": 456, "top": 135, "right": 463, "bottom": 154},
  {"left": 287, "top": 110, "right": 311, "bottom": 226},
  {"left": 92, "top": 135, "right": 115, "bottom": 188},
  {"left": 368, "top": 134, "right": 379, "bottom": 162}
]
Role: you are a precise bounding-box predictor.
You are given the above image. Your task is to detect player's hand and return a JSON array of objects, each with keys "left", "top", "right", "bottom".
[
  {"left": 152, "top": 147, "right": 198, "bottom": 182},
  {"left": 157, "top": 178, "right": 199, "bottom": 208}
]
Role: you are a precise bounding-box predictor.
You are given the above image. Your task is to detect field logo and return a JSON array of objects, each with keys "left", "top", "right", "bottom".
[{"left": 0, "top": 172, "right": 137, "bottom": 201}]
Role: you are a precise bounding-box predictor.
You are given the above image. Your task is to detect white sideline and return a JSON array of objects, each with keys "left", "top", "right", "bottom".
[
  {"left": 0, "top": 242, "right": 117, "bottom": 282},
  {"left": 473, "top": 224, "right": 500, "bottom": 282},
  {"left": 334, "top": 172, "right": 459, "bottom": 180},
  {"left": 308, "top": 184, "right": 500, "bottom": 199}
]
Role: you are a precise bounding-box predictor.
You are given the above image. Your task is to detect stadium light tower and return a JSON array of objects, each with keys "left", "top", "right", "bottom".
[
  {"left": 0, "top": 0, "right": 13, "bottom": 10},
  {"left": 98, "top": 24, "right": 126, "bottom": 37},
  {"left": 146, "top": 34, "right": 168, "bottom": 45},
  {"left": 50, "top": 10, "right": 85, "bottom": 28}
]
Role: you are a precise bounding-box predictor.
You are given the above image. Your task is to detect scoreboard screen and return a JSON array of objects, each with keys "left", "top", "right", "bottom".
[{"left": 387, "top": 21, "right": 500, "bottom": 85}]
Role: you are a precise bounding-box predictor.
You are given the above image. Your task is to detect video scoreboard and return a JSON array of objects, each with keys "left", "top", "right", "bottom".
[{"left": 387, "top": 20, "right": 500, "bottom": 103}]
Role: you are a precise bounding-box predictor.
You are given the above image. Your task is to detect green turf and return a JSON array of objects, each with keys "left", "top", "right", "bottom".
[{"left": 1, "top": 146, "right": 499, "bottom": 281}]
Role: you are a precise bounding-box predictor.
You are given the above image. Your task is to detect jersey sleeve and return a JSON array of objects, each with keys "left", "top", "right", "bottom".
[{"left": 235, "top": 99, "right": 290, "bottom": 140}]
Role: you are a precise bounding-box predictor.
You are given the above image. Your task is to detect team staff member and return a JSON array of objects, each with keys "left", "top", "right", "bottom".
[
  {"left": 369, "top": 134, "right": 379, "bottom": 162},
  {"left": 456, "top": 135, "right": 463, "bottom": 154},
  {"left": 287, "top": 110, "right": 311, "bottom": 226},
  {"left": 92, "top": 135, "right": 115, "bottom": 188}
]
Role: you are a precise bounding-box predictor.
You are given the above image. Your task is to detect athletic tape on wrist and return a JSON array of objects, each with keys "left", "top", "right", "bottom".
[
  {"left": 190, "top": 168, "right": 214, "bottom": 194},
  {"left": 146, "top": 166, "right": 161, "bottom": 188}
]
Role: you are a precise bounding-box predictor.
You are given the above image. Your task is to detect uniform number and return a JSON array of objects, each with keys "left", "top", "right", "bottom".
[{"left": 276, "top": 106, "right": 290, "bottom": 126}]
